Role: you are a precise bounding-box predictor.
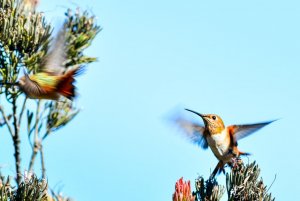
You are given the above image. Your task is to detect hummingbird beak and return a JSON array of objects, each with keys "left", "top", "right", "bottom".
[{"left": 185, "top": 109, "right": 205, "bottom": 118}]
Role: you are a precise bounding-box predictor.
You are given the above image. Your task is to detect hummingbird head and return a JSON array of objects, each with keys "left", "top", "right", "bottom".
[
  {"left": 18, "top": 73, "right": 31, "bottom": 88},
  {"left": 185, "top": 109, "right": 225, "bottom": 134},
  {"left": 18, "top": 76, "right": 26, "bottom": 86}
]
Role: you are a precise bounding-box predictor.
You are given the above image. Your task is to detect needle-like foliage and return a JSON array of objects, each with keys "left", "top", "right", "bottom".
[
  {"left": 0, "top": 171, "right": 73, "bottom": 200},
  {"left": 193, "top": 177, "right": 224, "bottom": 201},
  {"left": 174, "top": 160, "right": 275, "bottom": 201},
  {"left": 0, "top": 0, "right": 100, "bottom": 198},
  {"left": 226, "top": 160, "right": 275, "bottom": 201}
]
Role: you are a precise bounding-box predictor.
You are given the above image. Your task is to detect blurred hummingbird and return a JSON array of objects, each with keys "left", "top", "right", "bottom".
[
  {"left": 18, "top": 29, "right": 81, "bottom": 100},
  {"left": 21, "top": 0, "right": 40, "bottom": 14},
  {"left": 173, "top": 109, "right": 275, "bottom": 178}
]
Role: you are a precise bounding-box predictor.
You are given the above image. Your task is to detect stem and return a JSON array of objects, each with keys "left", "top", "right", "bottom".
[
  {"left": 0, "top": 105, "right": 14, "bottom": 137},
  {"left": 40, "top": 145, "right": 46, "bottom": 179},
  {"left": 28, "top": 145, "right": 39, "bottom": 172},
  {"left": 28, "top": 100, "right": 41, "bottom": 172},
  {"left": 12, "top": 96, "right": 21, "bottom": 185},
  {"left": 18, "top": 97, "right": 27, "bottom": 127}
]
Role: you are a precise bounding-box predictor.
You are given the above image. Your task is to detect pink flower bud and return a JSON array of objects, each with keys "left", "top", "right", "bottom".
[{"left": 172, "top": 177, "right": 195, "bottom": 201}]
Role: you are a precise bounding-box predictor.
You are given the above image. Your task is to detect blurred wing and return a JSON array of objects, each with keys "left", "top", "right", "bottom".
[
  {"left": 228, "top": 120, "right": 276, "bottom": 141},
  {"left": 41, "top": 29, "right": 66, "bottom": 75},
  {"left": 173, "top": 117, "right": 208, "bottom": 149}
]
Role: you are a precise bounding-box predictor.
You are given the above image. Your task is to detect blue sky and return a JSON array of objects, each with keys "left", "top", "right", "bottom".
[{"left": 1, "top": 0, "right": 300, "bottom": 200}]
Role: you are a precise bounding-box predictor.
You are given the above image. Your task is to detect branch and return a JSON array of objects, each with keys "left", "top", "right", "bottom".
[
  {"left": 18, "top": 97, "right": 27, "bottom": 127},
  {"left": 40, "top": 144, "right": 46, "bottom": 179},
  {"left": 28, "top": 100, "right": 41, "bottom": 172},
  {"left": 28, "top": 143, "right": 39, "bottom": 173},
  {"left": 0, "top": 105, "right": 14, "bottom": 137},
  {"left": 12, "top": 96, "right": 22, "bottom": 185}
]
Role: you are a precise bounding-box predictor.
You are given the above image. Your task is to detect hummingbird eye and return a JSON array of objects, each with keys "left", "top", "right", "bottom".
[{"left": 212, "top": 116, "right": 216, "bottom": 120}]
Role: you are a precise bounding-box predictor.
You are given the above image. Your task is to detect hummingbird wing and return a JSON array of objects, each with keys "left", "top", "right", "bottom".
[
  {"left": 40, "top": 29, "right": 67, "bottom": 75},
  {"left": 173, "top": 118, "right": 208, "bottom": 149},
  {"left": 228, "top": 120, "right": 276, "bottom": 141}
]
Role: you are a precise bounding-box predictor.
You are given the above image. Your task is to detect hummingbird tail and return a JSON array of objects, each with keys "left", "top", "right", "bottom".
[
  {"left": 210, "top": 161, "right": 225, "bottom": 179},
  {"left": 238, "top": 151, "right": 251, "bottom": 156},
  {"left": 57, "top": 67, "right": 81, "bottom": 99}
]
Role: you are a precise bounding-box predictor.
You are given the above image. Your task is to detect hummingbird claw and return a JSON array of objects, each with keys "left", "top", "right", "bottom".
[{"left": 230, "top": 157, "right": 243, "bottom": 170}]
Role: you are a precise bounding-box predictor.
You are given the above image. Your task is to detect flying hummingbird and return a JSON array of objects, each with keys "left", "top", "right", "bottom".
[
  {"left": 21, "top": 0, "right": 40, "bottom": 14},
  {"left": 17, "top": 29, "right": 81, "bottom": 100},
  {"left": 173, "top": 109, "right": 275, "bottom": 178}
]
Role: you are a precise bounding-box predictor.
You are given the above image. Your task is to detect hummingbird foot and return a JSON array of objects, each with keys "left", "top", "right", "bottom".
[{"left": 229, "top": 157, "right": 244, "bottom": 171}]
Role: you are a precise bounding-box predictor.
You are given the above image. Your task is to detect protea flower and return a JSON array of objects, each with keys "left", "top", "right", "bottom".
[{"left": 172, "top": 177, "right": 195, "bottom": 201}]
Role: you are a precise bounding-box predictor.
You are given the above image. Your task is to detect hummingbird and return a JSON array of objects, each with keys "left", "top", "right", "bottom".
[
  {"left": 21, "top": 0, "right": 40, "bottom": 14},
  {"left": 17, "top": 29, "right": 81, "bottom": 100},
  {"left": 173, "top": 109, "right": 275, "bottom": 178}
]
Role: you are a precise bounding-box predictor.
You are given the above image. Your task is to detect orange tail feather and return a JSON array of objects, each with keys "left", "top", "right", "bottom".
[
  {"left": 238, "top": 151, "right": 251, "bottom": 156},
  {"left": 57, "top": 67, "right": 82, "bottom": 99}
]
